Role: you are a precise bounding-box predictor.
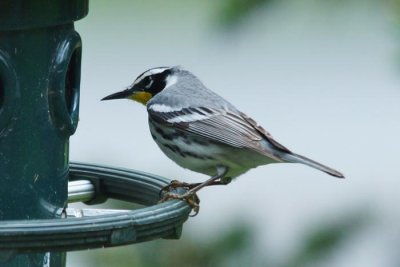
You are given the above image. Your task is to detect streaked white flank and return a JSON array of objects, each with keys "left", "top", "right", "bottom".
[{"left": 149, "top": 103, "right": 182, "bottom": 113}]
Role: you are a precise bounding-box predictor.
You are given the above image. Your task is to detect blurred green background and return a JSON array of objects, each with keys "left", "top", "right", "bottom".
[{"left": 69, "top": 0, "right": 400, "bottom": 266}]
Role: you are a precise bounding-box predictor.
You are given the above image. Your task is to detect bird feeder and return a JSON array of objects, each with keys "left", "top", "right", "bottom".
[{"left": 0, "top": 1, "right": 191, "bottom": 266}]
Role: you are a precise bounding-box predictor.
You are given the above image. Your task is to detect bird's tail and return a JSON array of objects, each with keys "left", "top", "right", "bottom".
[{"left": 280, "top": 152, "right": 345, "bottom": 178}]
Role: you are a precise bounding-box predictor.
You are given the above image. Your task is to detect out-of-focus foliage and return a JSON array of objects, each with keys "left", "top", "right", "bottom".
[
  {"left": 392, "top": 0, "right": 400, "bottom": 21},
  {"left": 216, "top": 0, "right": 400, "bottom": 28},
  {"left": 71, "top": 210, "right": 369, "bottom": 267},
  {"left": 136, "top": 223, "right": 257, "bottom": 267},
  {"left": 281, "top": 211, "right": 370, "bottom": 267},
  {"left": 216, "top": 0, "right": 273, "bottom": 27}
]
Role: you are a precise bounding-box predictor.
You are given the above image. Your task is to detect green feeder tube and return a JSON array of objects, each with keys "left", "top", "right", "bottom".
[{"left": 0, "top": 1, "right": 88, "bottom": 266}]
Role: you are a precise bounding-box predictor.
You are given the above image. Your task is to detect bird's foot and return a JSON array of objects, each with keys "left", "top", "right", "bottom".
[
  {"left": 159, "top": 180, "right": 199, "bottom": 198},
  {"left": 160, "top": 177, "right": 231, "bottom": 198},
  {"left": 161, "top": 179, "right": 192, "bottom": 191},
  {"left": 159, "top": 191, "right": 200, "bottom": 216},
  {"left": 158, "top": 171, "right": 231, "bottom": 216}
]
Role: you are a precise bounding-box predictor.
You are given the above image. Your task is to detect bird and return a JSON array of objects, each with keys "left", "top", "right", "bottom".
[{"left": 102, "top": 66, "right": 344, "bottom": 208}]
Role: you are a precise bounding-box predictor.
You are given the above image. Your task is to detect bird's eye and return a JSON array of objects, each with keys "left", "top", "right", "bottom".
[{"left": 143, "top": 76, "right": 154, "bottom": 89}]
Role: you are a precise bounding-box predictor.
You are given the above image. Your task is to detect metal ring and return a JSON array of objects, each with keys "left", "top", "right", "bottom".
[{"left": 0, "top": 162, "right": 191, "bottom": 253}]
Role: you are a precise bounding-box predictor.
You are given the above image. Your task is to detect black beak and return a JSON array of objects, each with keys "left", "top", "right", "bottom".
[{"left": 101, "top": 89, "right": 133, "bottom": 101}]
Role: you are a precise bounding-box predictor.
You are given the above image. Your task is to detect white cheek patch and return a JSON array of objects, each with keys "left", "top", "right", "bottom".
[
  {"left": 165, "top": 75, "right": 178, "bottom": 89},
  {"left": 149, "top": 103, "right": 182, "bottom": 113}
]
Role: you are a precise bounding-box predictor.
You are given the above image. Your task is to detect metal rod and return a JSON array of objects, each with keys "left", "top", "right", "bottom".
[
  {"left": 68, "top": 180, "right": 95, "bottom": 203},
  {"left": 64, "top": 208, "right": 130, "bottom": 218}
]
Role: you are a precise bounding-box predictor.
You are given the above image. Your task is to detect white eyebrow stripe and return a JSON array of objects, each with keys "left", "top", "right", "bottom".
[{"left": 134, "top": 67, "right": 169, "bottom": 85}]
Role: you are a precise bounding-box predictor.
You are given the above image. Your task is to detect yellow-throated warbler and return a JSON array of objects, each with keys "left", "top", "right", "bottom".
[{"left": 102, "top": 66, "right": 344, "bottom": 202}]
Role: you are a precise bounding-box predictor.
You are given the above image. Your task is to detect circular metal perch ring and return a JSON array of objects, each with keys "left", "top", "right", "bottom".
[{"left": 0, "top": 162, "right": 191, "bottom": 253}]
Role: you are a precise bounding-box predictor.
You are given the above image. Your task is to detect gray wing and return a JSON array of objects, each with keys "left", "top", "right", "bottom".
[{"left": 147, "top": 105, "right": 291, "bottom": 159}]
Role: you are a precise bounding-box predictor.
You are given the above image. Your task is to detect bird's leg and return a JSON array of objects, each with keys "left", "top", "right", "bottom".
[
  {"left": 159, "top": 166, "right": 229, "bottom": 216},
  {"left": 186, "top": 166, "right": 229, "bottom": 194},
  {"left": 159, "top": 167, "right": 230, "bottom": 197},
  {"left": 188, "top": 176, "right": 232, "bottom": 188},
  {"left": 160, "top": 178, "right": 229, "bottom": 195}
]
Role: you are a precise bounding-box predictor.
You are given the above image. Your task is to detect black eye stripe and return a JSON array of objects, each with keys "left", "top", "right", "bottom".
[
  {"left": 134, "top": 68, "right": 173, "bottom": 97},
  {"left": 141, "top": 76, "right": 153, "bottom": 88}
]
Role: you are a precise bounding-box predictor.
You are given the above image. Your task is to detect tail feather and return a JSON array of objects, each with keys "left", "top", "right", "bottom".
[{"left": 281, "top": 152, "right": 345, "bottom": 178}]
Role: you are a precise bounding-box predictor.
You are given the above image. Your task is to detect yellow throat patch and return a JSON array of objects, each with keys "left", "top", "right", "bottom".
[{"left": 130, "top": 92, "right": 153, "bottom": 105}]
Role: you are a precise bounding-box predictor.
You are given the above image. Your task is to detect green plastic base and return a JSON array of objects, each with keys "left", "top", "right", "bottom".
[{"left": 0, "top": 162, "right": 191, "bottom": 256}]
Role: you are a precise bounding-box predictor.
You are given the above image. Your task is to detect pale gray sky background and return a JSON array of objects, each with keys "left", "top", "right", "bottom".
[{"left": 69, "top": 1, "right": 400, "bottom": 266}]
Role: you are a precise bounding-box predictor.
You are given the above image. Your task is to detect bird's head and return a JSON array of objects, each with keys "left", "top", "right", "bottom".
[{"left": 101, "top": 66, "right": 178, "bottom": 105}]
